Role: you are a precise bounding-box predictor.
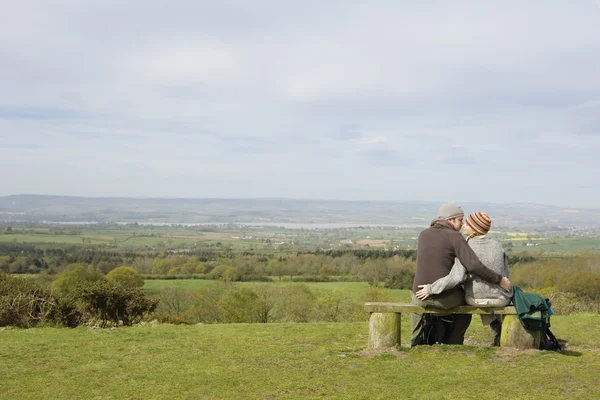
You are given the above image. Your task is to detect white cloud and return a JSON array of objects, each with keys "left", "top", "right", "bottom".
[
  {"left": 1, "top": 1, "right": 600, "bottom": 207},
  {"left": 129, "top": 39, "right": 241, "bottom": 85},
  {"left": 353, "top": 136, "right": 388, "bottom": 145}
]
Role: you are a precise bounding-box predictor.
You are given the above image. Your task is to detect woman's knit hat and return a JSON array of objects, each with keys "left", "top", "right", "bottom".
[{"left": 466, "top": 212, "right": 492, "bottom": 235}]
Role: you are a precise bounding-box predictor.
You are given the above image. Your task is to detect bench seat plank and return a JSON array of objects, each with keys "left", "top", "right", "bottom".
[{"left": 364, "top": 302, "right": 516, "bottom": 315}]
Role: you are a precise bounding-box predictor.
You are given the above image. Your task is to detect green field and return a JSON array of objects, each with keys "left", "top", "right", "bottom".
[
  {"left": 509, "top": 237, "right": 600, "bottom": 253},
  {"left": 1, "top": 315, "right": 598, "bottom": 399},
  {"left": 2, "top": 223, "right": 600, "bottom": 254},
  {"left": 0, "top": 229, "right": 292, "bottom": 251},
  {"left": 142, "top": 280, "right": 411, "bottom": 303},
  {"left": 0, "top": 234, "right": 108, "bottom": 245}
]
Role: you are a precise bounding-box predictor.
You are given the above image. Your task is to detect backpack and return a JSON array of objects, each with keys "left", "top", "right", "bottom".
[
  {"left": 539, "top": 327, "right": 562, "bottom": 352},
  {"left": 413, "top": 314, "right": 454, "bottom": 346},
  {"left": 512, "top": 286, "right": 562, "bottom": 352}
]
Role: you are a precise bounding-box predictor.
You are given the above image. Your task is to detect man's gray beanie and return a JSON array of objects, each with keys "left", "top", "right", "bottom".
[{"left": 437, "top": 203, "right": 464, "bottom": 220}]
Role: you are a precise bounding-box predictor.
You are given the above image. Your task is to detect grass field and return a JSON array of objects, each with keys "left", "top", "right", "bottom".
[
  {"left": 514, "top": 237, "right": 600, "bottom": 253},
  {"left": 1, "top": 315, "right": 599, "bottom": 399},
  {"left": 0, "top": 233, "right": 109, "bottom": 245},
  {"left": 3, "top": 224, "right": 600, "bottom": 254},
  {"left": 0, "top": 230, "right": 291, "bottom": 251},
  {"left": 142, "top": 280, "right": 411, "bottom": 303}
]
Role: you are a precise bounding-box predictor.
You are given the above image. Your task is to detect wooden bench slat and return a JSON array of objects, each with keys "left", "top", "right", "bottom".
[{"left": 364, "top": 302, "right": 516, "bottom": 315}]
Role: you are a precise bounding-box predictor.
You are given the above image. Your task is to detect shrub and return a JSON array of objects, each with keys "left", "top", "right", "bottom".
[
  {"left": 530, "top": 286, "right": 599, "bottom": 315},
  {"left": 383, "top": 269, "right": 414, "bottom": 289},
  {"left": 219, "top": 286, "right": 259, "bottom": 323},
  {"left": 252, "top": 284, "right": 280, "bottom": 323},
  {"left": 186, "top": 284, "right": 228, "bottom": 323},
  {"left": 1, "top": 272, "right": 157, "bottom": 328},
  {"left": 291, "top": 275, "right": 329, "bottom": 282},
  {"left": 51, "top": 264, "right": 106, "bottom": 295},
  {"left": 205, "top": 264, "right": 235, "bottom": 280},
  {"left": 364, "top": 286, "right": 399, "bottom": 303},
  {"left": 51, "top": 292, "right": 83, "bottom": 328},
  {"left": 156, "top": 284, "right": 191, "bottom": 321},
  {"left": 556, "top": 270, "right": 600, "bottom": 300},
  {"left": 315, "top": 289, "right": 352, "bottom": 322},
  {"left": 279, "top": 284, "right": 316, "bottom": 322},
  {"left": 72, "top": 280, "right": 158, "bottom": 327},
  {"left": 107, "top": 266, "right": 144, "bottom": 288},
  {"left": 0, "top": 274, "right": 55, "bottom": 327}
]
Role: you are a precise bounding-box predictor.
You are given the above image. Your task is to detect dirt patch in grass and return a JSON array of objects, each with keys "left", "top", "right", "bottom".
[
  {"left": 358, "top": 348, "right": 408, "bottom": 358},
  {"left": 356, "top": 239, "right": 390, "bottom": 245},
  {"left": 496, "top": 347, "right": 539, "bottom": 361}
]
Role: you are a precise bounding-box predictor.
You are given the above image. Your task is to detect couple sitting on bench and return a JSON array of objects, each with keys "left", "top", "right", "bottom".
[{"left": 411, "top": 203, "right": 514, "bottom": 346}]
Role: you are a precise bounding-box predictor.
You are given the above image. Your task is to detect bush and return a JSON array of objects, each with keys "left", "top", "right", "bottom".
[
  {"left": 530, "top": 286, "right": 599, "bottom": 315},
  {"left": 252, "top": 284, "right": 280, "bottom": 323},
  {"left": 219, "top": 286, "right": 259, "bottom": 323},
  {"left": 279, "top": 284, "right": 316, "bottom": 322},
  {"left": 556, "top": 270, "right": 600, "bottom": 300},
  {"left": 315, "top": 289, "right": 352, "bottom": 322},
  {"left": 205, "top": 265, "right": 235, "bottom": 280},
  {"left": 107, "top": 266, "right": 144, "bottom": 288},
  {"left": 291, "top": 275, "right": 329, "bottom": 282},
  {"left": 140, "top": 274, "right": 206, "bottom": 280},
  {"left": 186, "top": 284, "right": 228, "bottom": 323},
  {"left": 383, "top": 269, "right": 414, "bottom": 290},
  {"left": 72, "top": 280, "right": 158, "bottom": 327},
  {"left": 0, "top": 274, "right": 55, "bottom": 327},
  {"left": 0, "top": 274, "right": 158, "bottom": 328},
  {"left": 156, "top": 284, "right": 192, "bottom": 322},
  {"left": 52, "top": 292, "right": 83, "bottom": 328},
  {"left": 51, "top": 264, "right": 106, "bottom": 295},
  {"left": 364, "top": 286, "right": 399, "bottom": 303}
]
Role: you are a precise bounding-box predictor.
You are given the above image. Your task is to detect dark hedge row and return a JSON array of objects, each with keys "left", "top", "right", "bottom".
[{"left": 0, "top": 274, "right": 157, "bottom": 328}]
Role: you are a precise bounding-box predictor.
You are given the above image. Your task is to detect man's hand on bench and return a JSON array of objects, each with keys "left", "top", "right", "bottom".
[{"left": 415, "top": 285, "right": 430, "bottom": 300}]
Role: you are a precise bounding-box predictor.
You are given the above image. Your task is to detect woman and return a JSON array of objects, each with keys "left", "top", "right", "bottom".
[{"left": 415, "top": 211, "right": 513, "bottom": 345}]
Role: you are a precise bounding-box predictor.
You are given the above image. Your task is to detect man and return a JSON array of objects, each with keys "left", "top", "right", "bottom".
[{"left": 410, "top": 202, "right": 512, "bottom": 346}]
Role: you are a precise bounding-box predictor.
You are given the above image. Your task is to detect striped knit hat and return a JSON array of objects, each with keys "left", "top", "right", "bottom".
[{"left": 465, "top": 212, "right": 492, "bottom": 236}]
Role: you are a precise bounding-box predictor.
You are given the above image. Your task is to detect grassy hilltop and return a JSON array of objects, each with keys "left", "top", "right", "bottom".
[{"left": 1, "top": 315, "right": 599, "bottom": 399}]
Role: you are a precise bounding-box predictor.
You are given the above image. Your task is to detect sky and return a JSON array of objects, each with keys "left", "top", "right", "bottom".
[{"left": 1, "top": 1, "right": 600, "bottom": 208}]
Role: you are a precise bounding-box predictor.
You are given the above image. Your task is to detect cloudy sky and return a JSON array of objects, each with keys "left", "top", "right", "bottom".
[{"left": 1, "top": 1, "right": 600, "bottom": 207}]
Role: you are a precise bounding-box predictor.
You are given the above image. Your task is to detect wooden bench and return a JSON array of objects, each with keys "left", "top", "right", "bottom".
[{"left": 364, "top": 302, "right": 540, "bottom": 349}]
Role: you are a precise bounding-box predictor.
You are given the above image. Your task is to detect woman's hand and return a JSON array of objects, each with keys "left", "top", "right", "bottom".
[
  {"left": 415, "top": 284, "right": 430, "bottom": 300},
  {"left": 499, "top": 277, "right": 512, "bottom": 292}
]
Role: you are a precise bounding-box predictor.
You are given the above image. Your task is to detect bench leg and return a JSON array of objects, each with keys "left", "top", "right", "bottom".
[
  {"left": 500, "top": 315, "right": 540, "bottom": 349},
  {"left": 368, "top": 312, "right": 401, "bottom": 348}
]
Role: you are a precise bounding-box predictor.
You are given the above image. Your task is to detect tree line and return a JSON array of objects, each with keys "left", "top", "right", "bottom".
[{"left": 3, "top": 240, "right": 599, "bottom": 318}]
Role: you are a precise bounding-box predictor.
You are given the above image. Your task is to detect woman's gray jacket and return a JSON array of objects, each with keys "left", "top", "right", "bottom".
[{"left": 426, "top": 235, "right": 513, "bottom": 306}]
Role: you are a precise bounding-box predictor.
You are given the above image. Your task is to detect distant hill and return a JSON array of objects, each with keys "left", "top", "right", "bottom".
[{"left": 1, "top": 194, "right": 599, "bottom": 229}]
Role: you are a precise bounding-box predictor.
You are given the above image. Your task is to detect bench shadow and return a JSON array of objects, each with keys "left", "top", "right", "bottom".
[
  {"left": 558, "top": 350, "right": 582, "bottom": 357},
  {"left": 556, "top": 340, "right": 582, "bottom": 357}
]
